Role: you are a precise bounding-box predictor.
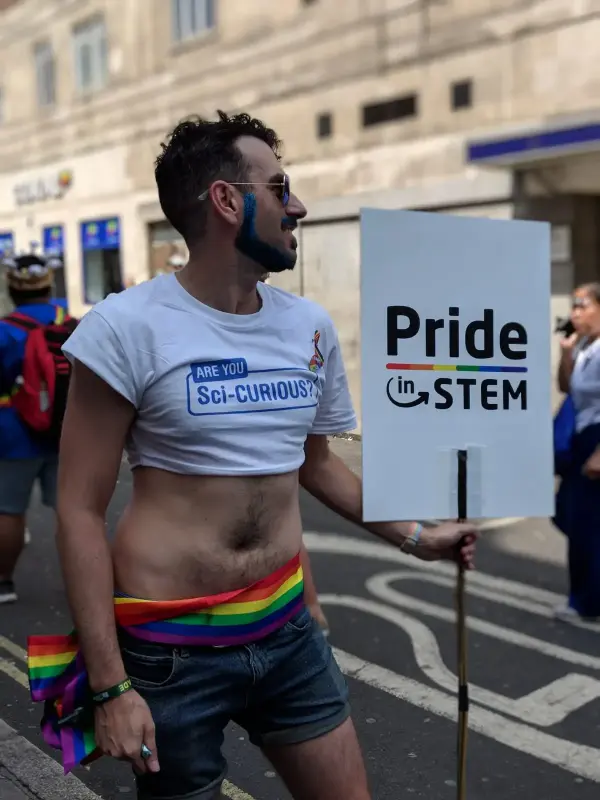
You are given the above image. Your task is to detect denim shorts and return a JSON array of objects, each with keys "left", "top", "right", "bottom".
[
  {"left": 0, "top": 457, "right": 58, "bottom": 515},
  {"left": 119, "top": 605, "right": 350, "bottom": 800}
]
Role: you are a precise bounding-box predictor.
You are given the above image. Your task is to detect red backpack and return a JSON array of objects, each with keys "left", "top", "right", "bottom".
[{"left": 3, "top": 307, "right": 78, "bottom": 446}]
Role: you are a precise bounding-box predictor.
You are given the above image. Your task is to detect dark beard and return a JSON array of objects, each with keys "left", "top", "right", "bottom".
[{"left": 235, "top": 193, "right": 296, "bottom": 273}]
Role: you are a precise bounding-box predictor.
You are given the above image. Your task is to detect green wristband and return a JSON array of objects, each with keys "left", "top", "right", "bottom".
[{"left": 91, "top": 677, "right": 133, "bottom": 705}]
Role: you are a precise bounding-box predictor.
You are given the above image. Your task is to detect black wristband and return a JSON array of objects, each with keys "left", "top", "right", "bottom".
[{"left": 91, "top": 677, "right": 133, "bottom": 705}]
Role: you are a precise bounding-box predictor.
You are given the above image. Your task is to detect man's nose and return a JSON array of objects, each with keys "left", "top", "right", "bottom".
[{"left": 286, "top": 192, "right": 307, "bottom": 220}]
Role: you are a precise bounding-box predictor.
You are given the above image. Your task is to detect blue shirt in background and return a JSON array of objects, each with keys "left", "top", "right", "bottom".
[{"left": 0, "top": 299, "right": 68, "bottom": 459}]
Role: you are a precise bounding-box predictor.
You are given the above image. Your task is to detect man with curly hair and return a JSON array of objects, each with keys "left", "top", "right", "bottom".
[{"left": 37, "top": 111, "right": 477, "bottom": 799}]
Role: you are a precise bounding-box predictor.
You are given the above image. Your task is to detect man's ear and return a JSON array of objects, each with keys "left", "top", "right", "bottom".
[{"left": 208, "top": 181, "right": 242, "bottom": 227}]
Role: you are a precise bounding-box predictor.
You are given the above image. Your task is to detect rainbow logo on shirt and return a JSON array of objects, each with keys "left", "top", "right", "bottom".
[{"left": 308, "top": 331, "right": 324, "bottom": 373}]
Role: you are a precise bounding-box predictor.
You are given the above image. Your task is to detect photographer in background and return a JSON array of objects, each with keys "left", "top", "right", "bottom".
[{"left": 554, "top": 283, "right": 600, "bottom": 625}]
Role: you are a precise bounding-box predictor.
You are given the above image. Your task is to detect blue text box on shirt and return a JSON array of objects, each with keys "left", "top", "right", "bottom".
[
  {"left": 186, "top": 365, "right": 319, "bottom": 416},
  {"left": 190, "top": 359, "right": 249, "bottom": 383}
]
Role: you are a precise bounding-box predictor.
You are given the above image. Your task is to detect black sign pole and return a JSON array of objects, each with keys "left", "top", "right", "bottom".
[{"left": 456, "top": 449, "right": 469, "bottom": 800}]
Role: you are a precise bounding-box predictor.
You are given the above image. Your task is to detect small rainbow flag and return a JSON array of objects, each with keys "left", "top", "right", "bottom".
[
  {"left": 28, "top": 633, "right": 100, "bottom": 772},
  {"left": 28, "top": 555, "right": 304, "bottom": 773}
]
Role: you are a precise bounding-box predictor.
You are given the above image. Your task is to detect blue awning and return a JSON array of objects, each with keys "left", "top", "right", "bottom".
[{"left": 467, "top": 122, "right": 600, "bottom": 165}]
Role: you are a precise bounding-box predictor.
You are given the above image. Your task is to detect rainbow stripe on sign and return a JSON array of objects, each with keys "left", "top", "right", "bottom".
[{"left": 386, "top": 363, "right": 527, "bottom": 373}]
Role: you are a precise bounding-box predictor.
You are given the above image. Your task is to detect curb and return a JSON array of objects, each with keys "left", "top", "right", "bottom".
[
  {"left": 1, "top": 770, "right": 36, "bottom": 800},
  {"left": 0, "top": 720, "right": 101, "bottom": 800}
]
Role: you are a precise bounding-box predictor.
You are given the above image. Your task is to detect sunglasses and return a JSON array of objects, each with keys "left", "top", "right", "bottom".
[{"left": 198, "top": 175, "right": 291, "bottom": 207}]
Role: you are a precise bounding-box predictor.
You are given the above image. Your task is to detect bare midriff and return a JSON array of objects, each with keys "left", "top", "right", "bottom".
[{"left": 112, "top": 466, "right": 303, "bottom": 601}]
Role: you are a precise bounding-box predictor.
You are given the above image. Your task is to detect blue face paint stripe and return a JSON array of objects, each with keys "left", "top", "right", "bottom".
[
  {"left": 235, "top": 193, "right": 296, "bottom": 274},
  {"left": 241, "top": 193, "right": 258, "bottom": 237}
]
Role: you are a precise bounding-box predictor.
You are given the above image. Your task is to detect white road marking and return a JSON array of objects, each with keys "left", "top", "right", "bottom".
[
  {"left": 0, "top": 657, "right": 28, "bottom": 689},
  {"left": 0, "top": 636, "right": 26, "bottom": 662},
  {"left": 306, "top": 531, "right": 599, "bottom": 639},
  {"left": 374, "top": 568, "right": 554, "bottom": 618},
  {"left": 381, "top": 569, "right": 600, "bottom": 633},
  {"left": 308, "top": 532, "right": 600, "bottom": 779},
  {"left": 335, "top": 647, "right": 600, "bottom": 783},
  {"left": 305, "top": 531, "right": 565, "bottom": 602},
  {"left": 322, "top": 594, "right": 600, "bottom": 726},
  {"left": 222, "top": 781, "right": 257, "bottom": 800},
  {"left": 367, "top": 572, "right": 600, "bottom": 670}
]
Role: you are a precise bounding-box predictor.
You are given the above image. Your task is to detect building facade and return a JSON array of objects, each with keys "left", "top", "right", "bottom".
[{"left": 2, "top": 0, "right": 600, "bottom": 423}]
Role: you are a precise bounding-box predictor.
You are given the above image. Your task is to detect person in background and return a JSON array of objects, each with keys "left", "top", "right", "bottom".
[
  {"left": 0, "top": 252, "right": 68, "bottom": 603},
  {"left": 554, "top": 282, "right": 600, "bottom": 625}
]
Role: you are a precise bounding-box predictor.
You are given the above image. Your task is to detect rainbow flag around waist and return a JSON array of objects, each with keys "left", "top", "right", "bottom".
[{"left": 27, "top": 555, "right": 304, "bottom": 773}]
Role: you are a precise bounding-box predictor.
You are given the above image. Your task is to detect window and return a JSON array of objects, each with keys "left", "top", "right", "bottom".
[
  {"left": 73, "top": 17, "right": 108, "bottom": 94},
  {"left": 317, "top": 112, "right": 332, "bottom": 139},
  {"left": 43, "top": 226, "right": 66, "bottom": 299},
  {"left": 83, "top": 249, "right": 122, "bottom": 303},
  {"left": 451, "top": 79, "right": 472, "bottom": 111},
  {"left": 81, "top": 218, "right": 123, "bottom": 304},
  {"left": 34, "top": 41, "right": 56, "bottom": 107},
  {"left": 172, "top": 0, "right": 215, "bottom": 42},
  {"left": 362, "top": 94, "right": 418, "bottom": 128}
]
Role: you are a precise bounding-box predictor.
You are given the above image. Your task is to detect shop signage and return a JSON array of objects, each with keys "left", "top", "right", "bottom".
[
  {"left": 43, "top": 225, "right": 64, "bottom": 255},
  {"left": 14, "top": 170, "right": 73, "bottom": 206},
  {"left": 0, "top": 232, "right": 14, "bottom": 255},
  {"left": 81, "top": 218, "right": 120, "bottom": 251}
]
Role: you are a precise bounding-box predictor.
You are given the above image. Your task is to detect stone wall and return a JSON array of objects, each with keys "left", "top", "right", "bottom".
[{"left": 2, "top": 0, "right": 600, "bottom": 203}]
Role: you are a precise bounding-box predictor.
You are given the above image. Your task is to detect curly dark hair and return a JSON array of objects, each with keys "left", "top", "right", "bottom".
[{"left": 154, "top": 110, "right": 282, "bottom": 245}]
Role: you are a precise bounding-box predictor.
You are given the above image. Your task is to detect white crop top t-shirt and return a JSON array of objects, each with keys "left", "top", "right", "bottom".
[{"left": 62, "top": 273, "right": 357, "bottom": 476}]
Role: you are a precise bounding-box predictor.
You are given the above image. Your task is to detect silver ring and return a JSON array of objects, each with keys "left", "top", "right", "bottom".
[{"left": 140, "top": 744, "right": 152, "bottom": 760}]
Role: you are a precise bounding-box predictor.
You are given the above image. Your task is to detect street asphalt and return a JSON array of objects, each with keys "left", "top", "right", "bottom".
[{"left": 0, "top": 463, "right": 599, "bottom": 799}]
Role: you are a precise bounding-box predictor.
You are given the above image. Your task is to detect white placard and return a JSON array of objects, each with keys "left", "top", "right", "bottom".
[{"left": 360, "top": 209, "right": 554, "bottom": 522}]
